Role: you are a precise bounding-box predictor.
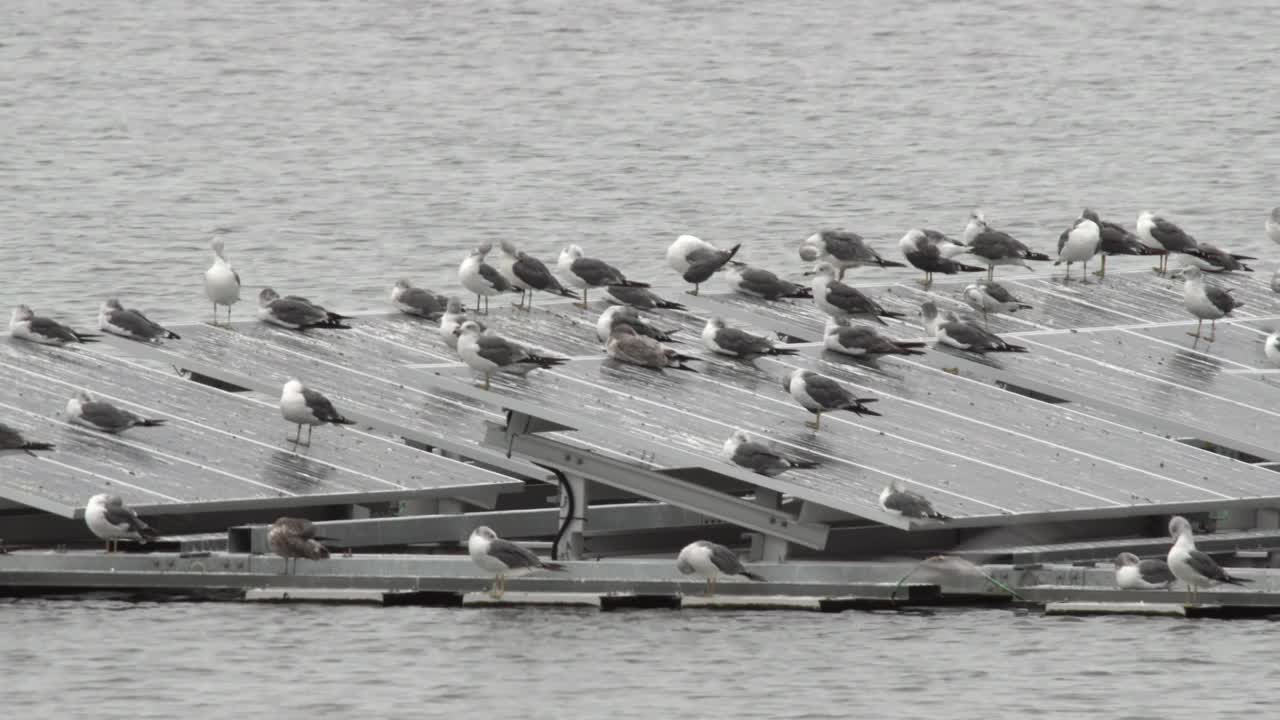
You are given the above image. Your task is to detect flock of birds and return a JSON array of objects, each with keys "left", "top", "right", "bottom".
[{"left": 4, "top": 206, "right": 1279, "bottom": 600}]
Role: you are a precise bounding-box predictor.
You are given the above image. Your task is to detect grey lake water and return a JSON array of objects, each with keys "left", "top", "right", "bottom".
[{"left": 4, "top": 0, "right": 1280, "bottom": 716}]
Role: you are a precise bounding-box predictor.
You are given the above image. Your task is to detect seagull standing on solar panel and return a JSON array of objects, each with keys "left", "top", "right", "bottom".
[
  {"left": 1267, "top": 207, "right": 1280, "bottom": 246},
  {"left": 85, "top": 494, "right": 158, "bottom": 553},
  {"left": 799, "top": 229, "right": 905, "bottom": 280},
  {"left": 666, "top": 234, "right": 741, "bottom": 296},
  {"left": 1166, "top": 516, "right": 1252, "bottom": 604},
  {"left": 1113, "top": 552, "right": 1175, "bottom": 590},
  {"left": 961, "top": 282, "right": 1033, "bottom": 328},
  {"left": 897, "top": 228, "right": 982, "bottom": 286},
  {"left": 468, "top": 525, "right": 565, "bottom": 598},
  {"left": 66, "top": 391, "right": 167, "bottom": 435},
  {"left": 459, "top": 243, "right": 515, "bottom": 315},
  {"left": 279, "top": 378, "right": 356, "bottom": 446},
  {"left": 1136, "top": 211, "right": 1198, "bottom": 275},
  {"left": 720, "top": 429, "right": 819, "bottom": 476},
  {"left": 1083, "top": 208, "right": 1163, "bottom": 279},
  {"left": 676, "top": 540, "right": 765, "bottom": 596},
  {"left": 203, "top": 236, "right": 241, "bottom": 326},
  {"left": 497, "top": 239, "right": 575, "bottom": 311},
  {"left": 1054, "top": 213, "right": 1102, "bottom": 282},
  {"left": 98, "top": 298, "right": 180, "bottom": 343},
  {"left": 557, "top": 244, "right": 649, "bottom": 308},
  {"left": 1173, "top": 266, "right": 1243, "bottom": 343},
  {"left": 784, "top": 368, "right": 880, "bottom": 430},
  {"left": 455, "top": 320, "right": 567, "bottom": 389},
  {"left": 701, "top": 318, "right": 798, "bottom": 359},
  {"left": 10, "top": 305, "right": 99, "bottom": 345},
  {"left": 960, "top": 212, "right": 1051, "bottom": 281}
]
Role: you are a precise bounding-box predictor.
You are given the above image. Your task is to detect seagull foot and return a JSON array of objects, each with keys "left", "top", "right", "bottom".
[
  {"left": 1186, "top": 332, "right": 1201, "bottom": 339},
  {"left": 288, "top": 437, "right": 311, "bottom": 447},
  {"left": 942, "top": 367, "right": 959, "bottom": 375},
  {"left": 914, "top": 278, "right": 932, "bottom": 287},
  {"left": 1092, "top": 270, "right": 1106, "bottom": 278},
  {"left": 804, "top": 421, "right": 820, "bottom": 430}
]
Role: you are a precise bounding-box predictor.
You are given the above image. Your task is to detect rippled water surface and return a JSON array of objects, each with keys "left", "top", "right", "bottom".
[{"left": 5, "top": 0, "right": 1280, "bottom": 716}]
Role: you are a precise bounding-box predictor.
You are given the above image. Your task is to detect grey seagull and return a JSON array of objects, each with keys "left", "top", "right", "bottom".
[
  {"left": 879, "top": 480, "right": 948, "bottom": 520},
  {"left": 10, "top": 305, "right": 100, "bottom": 345},
  {"left": 720, "top": 429, "right": 819, "bottom": 477},
  {"left": 279, "top": 378, "right": 356, "bottom": 446},
  {"left": 269, "top": 517, "right": 334, "bottom": 575},
  {"left": 468, "top": 525, "right": 566, "bottom": 598},
  {"left": 98, "top": 299, "right": 180, "bottom": 343},
  {"left": 677, "top": 540, "right": 765, "bottom": 596},
  {"left": 66, "top": 391, "right": 166, "bottom": 434},
  {"left": 701, "top": 317, "right": 798, "bottom": 359},
  {"left": 557, "top": 244, "right": 649, "bottom": 307},
  {"left": 0, "top": 422, "right": 55, "bottom": 454},
  {"left": 784, "top": 368, "right": 880, "bottom": 430}
]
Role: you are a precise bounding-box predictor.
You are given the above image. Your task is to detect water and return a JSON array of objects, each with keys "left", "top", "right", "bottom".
[
  {"left": 1, "top": 600, "right": 1277, "bottom": 719},
  {"left": 5, "top": 0, "right": 1280, "bottom": 715}
]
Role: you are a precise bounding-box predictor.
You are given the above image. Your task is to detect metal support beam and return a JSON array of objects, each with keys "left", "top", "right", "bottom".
[
  {"left": 557, "top": 473, "right": 588, "bottom": 560},
  {"left": 483, "top": 421, "right": 829, "bottom": 549},
  {"left": 749, "top": 490, "right": 790, "bottom": 562}
]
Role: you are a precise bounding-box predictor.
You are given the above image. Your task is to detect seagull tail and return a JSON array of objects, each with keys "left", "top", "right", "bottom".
[
  {"left": 325, "top": 311, "right": 355, "bottom": 323},
  {"left": 956, "top": 263, "right": 985, "bottom": 273},
  {"left": 555, "top": 287, "right": 578, "bottom": 298},
  {"left": 790, "top": 459, "right": 821, "bottom": 470},
  {"left": 894, "top": 346, "right": 928, "bottom": 356},
  {"left": 768, "top": 347, "right": 801, "bottom": 356},
  {"left": 528, "top": 355, "right": 569, "bottom": 369},
  {"left": 21, "top": 441, "right": 55, "bottom": 452},
  {"left": 785, "top": 288, "right": 813, "bottom": 299},
  {"left": 880, "top": 310, "right": 906, "bottom": 319},
  {"left": 1223, "top": 575, "right": 1253, "bottom": 586},
  {"left": 138, "top": 524, "right": 161, "bottom": 542},
  {"left": 1016, "top": 303, "right": 1034, "bottom": 310},
  {"left": 1025, "top": 251, "right": 1052, "bottom": 262},
  {"left": 75, "top": 333, "right": 102, "bottom": 343},
  {"left": 163, "top": 330, "right": 182, "bottom": 340},
  {"left": 138, "top": 418, "right": 167, "bottom": 427},
  {"left": 846, "top": 399, "right": 882, "bottom": 416},
  {"left": 874, "top": 258, "right": 907, "bottom": 269},
  {"left": 617, "top": 279, "right": 651, "bottom": 288},
  {"left": 926, "top": 510, "right": 950, "bottom": 521},
  {"left": 998, "top": 342, "right": 1029, "bottom": 353},
  {"left": 332, "top": 416, "right": 358, "bottom": 425},
  {"left": 655, "top": 299, "right": 687, "bottom": 311},
  {"left": 671, "top": 360, "right": 700, "bottom": 373},
  {"left": 740, "top": 570, "right": 767, "bottom": 582},
  {"left": 540, "top": 561, "right": 568, "bottom": 572},
  {"left": 1231, "top": 253, "right": 1257, "bottom": 261}
]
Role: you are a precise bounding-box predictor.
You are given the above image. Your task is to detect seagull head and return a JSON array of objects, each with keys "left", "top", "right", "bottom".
[
  {"left": 1113, "top": 552, "right": 1140, "bottom": 569},
  {"left": 87, "top": 493, "right": 110, "bottom": 508},
  {"left": 920, "top": 301, "right": 940, "bottom": 322},
  {"left": 1081, "top": 208, "right": 1101, "bottom": 223},
  {"left": 899, "top": 228, "right": 926, "bottom": 250},
  {"left": 824, "top": 315, "right": 851, "bottom": 332},
  {"left": 258, "top": 288, "right": 280, "bottom": 306},
  {"left": 706, "top": 317, "right": 727, "bottom": 331},
  {"left": 394, "top": 279, "right": 413, "bottom": 291},
  {"left": 729, "top": 428, "right": 751, "bottom": 445},
  {"left": 12, "top": 304, "right": 34, "bottom": 322},
  {"left": 455, "top": 320, "right": 483, "bottom": 337},
  {"left": 282, "top": 378, "right": 305, "bottom": 395},
  {"left": 445, "top": 297, "right": 464, "bottom": 315},
  {"left": 968, "top": 208, "right": 986, "bottom": 224},
  {"left": 562, "top": 244, "right": 584, "bottom": 261},
  {"left": 210, "top": 237, "right": 226, "bottom": 257},
  {"left": 798, "top": 231, "right": 828, "bottom": 261},
  {"left": 73, "top": 389, "right": 93, "bottom": 404},
  {"left": 1168, "top": 516, "right": 1193, "bottom": 540},
  {"left": 102, "top": 298, "right": 124, "bottom": 312},
  {"left": 498, "top": 239, "right": 520, "bottom": 257},
  {"left": 475, "top": 241, "right": 493, "bottom": 255},
  {"left": 782, "top": 367, "right": 808, "bottom": 393},
  {"left": 471, "top": 526, "right": 497, "bottom": 542},
  {"left": 609, "top": 323, "right": 639, "bottom": 339}
]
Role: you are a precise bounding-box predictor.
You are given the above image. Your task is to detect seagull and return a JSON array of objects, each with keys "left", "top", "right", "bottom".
[
  {"left": 279, "top": 378, "right": 356, "bottom": 446},
  {"left": 799, "top": 229, "right": 905, "bottom": 279},
  {"left": 268, "top": 517, "right": 333, "bottom": 575},
  {"left": 455, "top": 321, "right": 567, "bottom": 389},
  {"left": 1054, "top": 213, "right": 1102, "bottom": 282},
  {"left": 961, "top": 212, "right": 1050, "bottom": 281},
  {"left": 556, "top": 244, "right": 649, "bottom": 307},
  {"left": 810, "top": 263, "right": 904, "bottom": 325},
  {"left": 84, "top": 494, "right": 158, "bottom": 553},
  {"left": 458, "top": 243, "right": 516, "bottom": 314},
  {"left": 1113, "top": 552, "right": 1175, "bottom": 590},
  {"left": 9, "top": 305, "right": 99, "bottom": 346},
  {"left": 595, "top": 305, "right": 680, "bottom": 345},
  {"left": 676, "top": 540, "right": 765, "bottom": 596},
  {"left": 897, "top": 228, "right": 983, "bottom": 285},
  {"left": 278, "top": 293, "right": 354, "bottom": 326},
  {"left": 66, "top": 391, "right": 166, "bottom": 434},
  {"left": 961, "top": 282, "right": 1033, "bottom": 328},
  {"left": 1272, "top": 266, "right": 1280, "bottom": 295},
  {"left": 98, "top": 299, "right": 180, "bottom": 343},
  {"left": 823, "top": 317, "right": 926, "bottom": 358},
  {"left": 1136, "top": 211, "right": 1199, "bottom": 275},
  {"left": 1268, "top": 207, "right": 1280, "bottom": 246},
  {"left": 497, "top": 239, "right": 576, "bottom": 311},
  {"left": 725, "top": 265, "right": 811, "bottom": 300},
  {"left": 0, "top": 422, "right": 55, "bottom": 454},
  {"left": 258, "top": 288, "right": 352, "bottom": 330},
  {"left": 783, "top": 368, "right": 880, "bottom": 430},
  {"left": 720, "top": 429, "right": 819, "bottom": 477},
  {"left": 203, "top": 236, "right": 241, "bottom": 326},
  {"left": 603, "top": 285, "right": 686, "bottom": 311},
  {"left": 960, "top": 209, "right": 987, "bottom": 246},
  {"left": 666, "top": 234, "right": 741, "bottom": 295},
  {"left": 391, "top": 279, "right": 449, "bottom": 320},
  {"left": 1173, "top": 265, "right": 1243, "bottom": 343},
  {"left": 607, "top": 324, "right": 698, "bottom": 372},
  {"left": 879, "top": 480, "right": 948, "bottom": 520},
  {"left": 468, "top": 525, "right": 565, "bottom": 598},
  {"left": 439, "top": 297, "right": 484, "bottom": 351},
  {"left": 1082, "top": 208, "right": 1163, "bottom": 278},
  {"left": 701, "top": 317, "right": 798, "bottom": 359},
  {"left": 921, "top": 302, "right": 1028, "bottom": 354},
  {"left": 1264, "top": 330, "right": 1280, "bottom": 367},
  {"left": 1166, "top": 516, "right": 1252, "bottom": 604},
  {"left": 1181, "top": 242, "right": 1255, "bottom": 273}
]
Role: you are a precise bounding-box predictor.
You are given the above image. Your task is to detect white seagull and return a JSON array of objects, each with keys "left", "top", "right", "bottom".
[
  {"left": 702, "top": 318, "right": 798, "bottom": 359},
  {"left": 455, "top": 320, "right": 567, "bottom": 389},
  {"left": 439, "top": 297, "right": 484, "bottom": 351},
  {"left": 1166, "top": 516, "right": 1252, "bottom": 604},
  {"left": 268, "top": 517, "right": 333, "bottom": 575},
  {"left": 468, "top": 525, "right": 565, "bottom": 598},
  {"left": 279, "top": 378, "right": 356, "bottom": 446},
  {"left": 98, "top": 299, "right": 180, "bottom": 343},
  {"left": 84, "top": 493, "right": 158, "bottom": 553},
  {"left": 203, "top": 237, "right": 242, "bottom": 326},
  {"left": 783, "top": 368, "right": 880, "bottom": 430},
  {"left": 10, "top": 305, "right": 99, "bottom": 346},
  {"left": 1113, "top": 552, "right": 1175, "bottom": 590},
  {"left": 676, "top": 540, "right": 765, "bottom": 596},
  {"left": 666, "top": 234, "right": 742, "bottom": 295},
  {"left": 458, "top": 243, "right": 516, "bottom": 314},
  {"left": 1174, "top": 265, "right": 1243, "bottom": 343},
  {"left": 1267, "top": 207, "right": 1280, "bottom": 246},
  {"left": 878, "top": 480, "right": 948, "bottom": 520},
  {"left": 66, "top": 391, "right": 167, "bottom": 434},
  {"left": 1054, "top": 213, "right": 1102, "bottom": 282},
  {"left": 556, "top": 244, "right": 649, "bottom": 307},
  {"left": 1264, "top": 330, "right": 1280, "bottom": 367},
  {"left": 720, "top": 429, "right": 819, "bottom": 477}
]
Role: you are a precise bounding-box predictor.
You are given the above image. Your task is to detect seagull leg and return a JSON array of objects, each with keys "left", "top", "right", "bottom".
[
  {"left": 1187, "top": 319, "right": 1202, "bottom": 340},
  {"left": 1094, "top": 255, "right": 1107, "bottom": 278},
  {"left": 1207, "top": 320, "right": 1217, "bottom": 343},
  {"left": 688, "top": 283, "right": 700, "bottom": 297},
  {"left": 306, "top": 425, "right": 314, "bottom": 445},
  {"left": 982, "top": 309, "right": 990, "bottom": 330},
  {"left": 986, "top": 266, "right": 994, "bottom": 282},
  {"left": 482, "top": 371, "right": 491, "bottom": 391},
  {"left": 1063, "top": 263, "right": 1070, "bottom": 283},
  {"left": 578, "top": 289, "right": 589, "bottom": 309},
  {"left": 805, "top": 411, "right": 822, "bottom": 431}
]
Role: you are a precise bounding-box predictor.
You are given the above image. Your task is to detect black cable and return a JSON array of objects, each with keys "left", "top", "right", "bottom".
[{"left": 537, "top": 465, "right": 574, "bottom": 561}]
